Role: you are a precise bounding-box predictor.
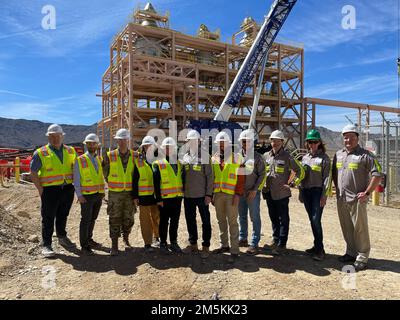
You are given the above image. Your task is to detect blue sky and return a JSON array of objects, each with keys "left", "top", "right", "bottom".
[{"left": 0, "top": 0, "right": 399, "bottom": 131}]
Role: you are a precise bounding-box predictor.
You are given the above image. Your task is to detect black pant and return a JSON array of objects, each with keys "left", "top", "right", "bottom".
[
  {"left": 79, "top": 193, "right": 103, "bottom": 249},
  {"left": 41, "top": 184, "right": 75, "bottom": 247},
  {"left": 302, "top": 187, "right": 324, "bottom": 251},
  {"left": 184, "top": 197, "right": 212, "bottom": 247},
  {"left": 159, "top": 197, "right": 182, "bottom": 245},
  {"left": 265, "top": 192, "right": 290, "bottom": 246}
]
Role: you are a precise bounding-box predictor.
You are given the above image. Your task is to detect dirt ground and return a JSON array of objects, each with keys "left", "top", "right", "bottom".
[{"left": 0, "top": 182, "right": 399, "bottom": 300}]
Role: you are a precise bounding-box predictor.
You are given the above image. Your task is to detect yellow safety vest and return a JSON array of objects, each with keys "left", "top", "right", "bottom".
[
  {"left": 153, "top": 159, "right": 183, "bottom": 199},
  {"left": 77, "top": 154, "right": 105, "bottom": 195},
  {"left": 213, "top": 154, "right": 241, "bottom": 195},
  {"left": 107, "top": 149, "right": 135, "bottom": 192},
  {"left": 134, "top": 156, "right": 154, "bottom": 196},
  {"left": 37, "top": 144, "right": 76, "bottom": 187}
]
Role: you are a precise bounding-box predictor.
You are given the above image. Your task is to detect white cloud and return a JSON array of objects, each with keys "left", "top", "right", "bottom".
[
  {"left": 0, "top": 89, "right": 37, "bottom": 98},
  {"left": 280, "top": 0, "right": 399, "bottom": 52},
  {"left": 0, "top": 0, "right": 185, "bottom": 57},
  {"left": 0, "top": 91, "right": 101, "bottom": 124},
  {"left": 306, "top": 74, "right": 398, "bottom": 101}
]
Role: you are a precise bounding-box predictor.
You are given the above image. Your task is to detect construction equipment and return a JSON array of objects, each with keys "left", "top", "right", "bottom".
[{"left": 188, "top": 0, "right": 298, "bottom": 139}]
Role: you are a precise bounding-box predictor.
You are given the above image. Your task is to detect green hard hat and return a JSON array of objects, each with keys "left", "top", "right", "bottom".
[{"left": 305, "top": 129, "right": 321, "bottom": 141}]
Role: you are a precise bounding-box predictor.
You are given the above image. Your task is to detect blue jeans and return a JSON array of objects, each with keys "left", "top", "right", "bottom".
[
  {"left": 238, "top": 191, "right": 261, "bottom": 247},
  {"left": 301, "top": 187, "right": 324, "bottom": 251}
]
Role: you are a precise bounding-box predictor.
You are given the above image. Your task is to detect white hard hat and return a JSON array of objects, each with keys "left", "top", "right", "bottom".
[
  {"left": 270, "top": 130, "right": 285, "bottom": 140},
  {"left": 214, "top": 131, "right": 232, "bottom": 143},
  {"left": 342, "top": 124, "right": 359, "bottom": 135},
  {"left": 46, "top": 124, "right": 65, "bottom": 136},
  {"left": 186, "top": 129, "right": 201, "bottom": 141},
  {"left": 238, "top": 129, "right": 255, "bottom": 141},
  {"left": 140, "top": 135, "right": 156, "bottom": 147},
  {"left": 161, "top": 137, "right": 177, "bottom": 148},
  {"left": 114, "top": 128, "right": 130, "bottom": 140},
  {"left": 83, "top": 133, "right": 100, "bottom": 144}
]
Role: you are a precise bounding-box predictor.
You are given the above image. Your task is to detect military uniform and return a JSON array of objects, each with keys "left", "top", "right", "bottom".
[{"left": 103, "top": 149, "right": 136, "bottom": 241}]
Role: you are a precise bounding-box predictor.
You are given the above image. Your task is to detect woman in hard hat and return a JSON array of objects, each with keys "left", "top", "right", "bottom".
[
  {"left": 300, "top": 129, "right": 331, "bottom": 261},
  {"left": 262, "top": 130, "right": 305, "bottom": 255},
  {"left": 153, "top": 137, "right": 184, "bottom": 254},
  {"left": 132, "top": 136, "right": 160, "bottom": 253}
]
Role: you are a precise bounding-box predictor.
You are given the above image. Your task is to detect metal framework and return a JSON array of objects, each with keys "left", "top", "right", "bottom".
[{"left": 97, "top": 4, "right": 304, "bottom": 148}]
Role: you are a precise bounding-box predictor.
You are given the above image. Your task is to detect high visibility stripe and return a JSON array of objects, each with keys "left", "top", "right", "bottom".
[
  {"left": 374, "top": 159, "right": 382, "bottom": 173},
  {"left": 40, "top": 176, "right": 64, "bottom": 183},
  {"left": 311, "top": 165, "right": 322, "bottom": 172},
  {"left": 348, "top": 163, "right": 359, "bottom": 170},
  {"left": 65, "top": 146, "right": 74, "bottom": 155},
  {"left": 81, "top": 185, "right": 105, "bottom": 192},
  {"left": 40, "top": 146, "right": 49, "bottom": 156},
  {"left": 80, "top": 157, "right": 89, "bottom": 169}
]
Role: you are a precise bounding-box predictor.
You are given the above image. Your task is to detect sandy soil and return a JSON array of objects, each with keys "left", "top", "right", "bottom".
[{"left": 0, "top": 182, "right": 399, "bottom": 300}]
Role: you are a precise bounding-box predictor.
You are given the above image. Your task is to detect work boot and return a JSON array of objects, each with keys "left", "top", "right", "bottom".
[
  {"left": 58, "top": 236, "right": 76, "bottom": 249},
  {"left": 312, "top": 249, "right": 325, "bottom": 261},
  {"left": 88, "top": 239, "right": 102, "bottom": 249},
  {"left": 212, "top": 246, "right": 230, "bottom": 254},
  {"left": 183, "top": 243, "right": 199, "bottom": 254},
  {"left": 271, "top": 245, "right": 287, "bottom": 256},
  {"left": 238, "top": 239, "right": 249, "bottom": 247},
  {"left": 81, "top": 247, "right": 95, "bottom": 256},
  {"left": 160, "top": 243, "right": 170, "bottom": 254},
  {"left": 110, "top": 238, "right": 119, "bottom": 256},
  {"left": 246, "top": 246, "right": 258, "bottom": 255},
  {"left": 123, "top": 234, "right": 131, "bottom": 248},
  {"left": 169, "top": 242, "right": 183, "bottom": 254},
  {"left": 305, "top": 247, "right": 316, "bottom": 255},
  {"left": 144, "top": 244, "right": 155, "bottom": 253},
  {"left": 200, "top": 247, "right": 210, "bottom": 259}
]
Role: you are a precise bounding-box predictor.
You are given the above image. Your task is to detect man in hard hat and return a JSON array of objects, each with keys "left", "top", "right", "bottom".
[
  {"left": 181, "top": 129, "right": 214, "bottom": 258},
  {"left": 332, "top": 124, "right": 382, "bottom": 271},
  {"left": 102, "top": 128, "right": 136, "bottom": 256},
  {"left": 237, "top": 129, "right": 266, "bottom": 255},
  {"left": 132, "top": 135, "right": 160, "bottom": 253},
  {"left": 212, "top": 131, "right": 245, "bottom": 263},
  {"left": 73, "top": 133, "right": 105, "bottom": 256},
  {"left": 30, "top": 124, "right": 77, "bottom": 258},
  {"left": 262, "top": 130, "right": 305, "bottom": 255},
  {"left": 153, "top": 137, "right": 183, "bottom": 254}
]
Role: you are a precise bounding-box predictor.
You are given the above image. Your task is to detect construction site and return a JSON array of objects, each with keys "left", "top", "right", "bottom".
[{"left": 1, "top": 1, "right": 400, "bottom": 301}]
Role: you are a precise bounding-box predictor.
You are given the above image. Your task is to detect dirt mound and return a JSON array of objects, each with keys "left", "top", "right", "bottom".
[{"left": 0, "top": 185, "right": 42, "bottom": 275}]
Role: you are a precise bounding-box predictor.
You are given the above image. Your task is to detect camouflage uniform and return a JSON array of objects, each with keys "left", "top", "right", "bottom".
[
  {"left": 107, "top": 191, "right": 135, "bottom": 239},
  {"left": 103, "top": 150, "right": 136, "bottom": 240}
]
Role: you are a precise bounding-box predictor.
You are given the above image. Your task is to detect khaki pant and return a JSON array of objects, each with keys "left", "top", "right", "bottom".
[
  {"left": 139, "top": 205, "right": 160, "bottom": 245},
  {"left": 337, "top": 199, "right": 370, "bottom": 263},
  {"left": 214, "top": 192, "right": 239, "bottom": 254}
]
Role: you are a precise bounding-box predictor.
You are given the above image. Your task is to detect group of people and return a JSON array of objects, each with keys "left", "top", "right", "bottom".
[{"left": 30, "top": 122, "right": 382, "bottom": 272}]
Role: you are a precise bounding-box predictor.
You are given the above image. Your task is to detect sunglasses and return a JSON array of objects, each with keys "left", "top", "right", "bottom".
[{"left": 307, "top": 140, "right": 319, "bottom": 144}]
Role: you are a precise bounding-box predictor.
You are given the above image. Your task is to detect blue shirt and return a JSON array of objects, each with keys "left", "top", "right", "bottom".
[
  {"left": 30, "top": 144, "right": 65, "bottom": 173},
  {"left": 73, "top": 152, "right": 100, "bottom": 198}
]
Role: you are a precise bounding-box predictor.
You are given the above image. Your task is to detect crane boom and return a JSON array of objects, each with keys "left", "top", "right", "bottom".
[{"left": 214, "top": 0, "right": 298, "bottom": 122}]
